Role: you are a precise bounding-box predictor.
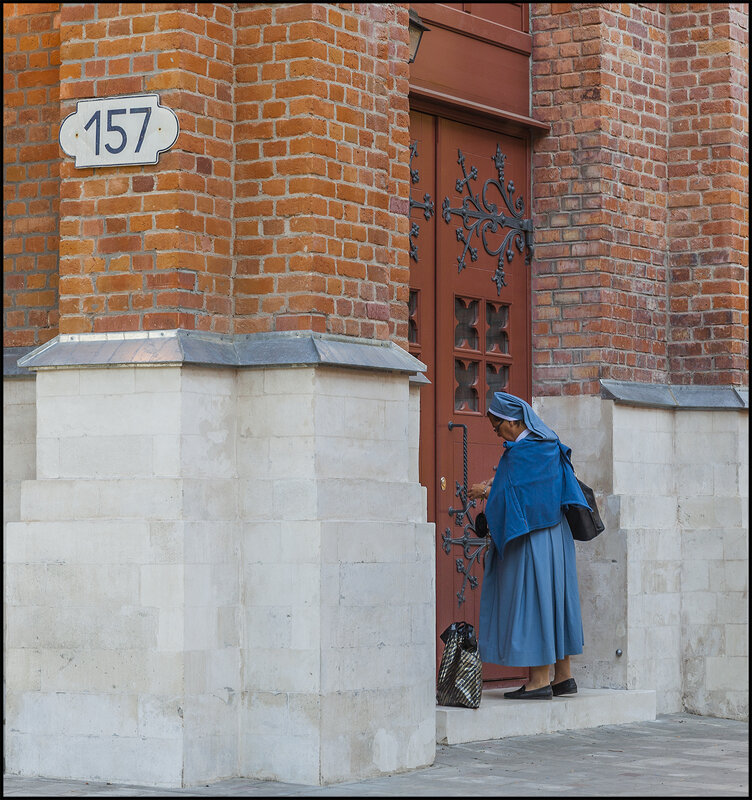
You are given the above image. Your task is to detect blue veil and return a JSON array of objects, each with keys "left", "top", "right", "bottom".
[{"left": 487, "top": 391, "right": 558, "bottom": 441}]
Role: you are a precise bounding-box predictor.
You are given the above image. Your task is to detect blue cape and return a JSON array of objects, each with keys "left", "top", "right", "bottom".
[{"left": 485, "top": 436, "right": 589, "bottom": 558}]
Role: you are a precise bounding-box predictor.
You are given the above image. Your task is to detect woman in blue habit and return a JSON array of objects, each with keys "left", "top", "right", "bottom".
[{"left": 468, "top": 391, "right": 590, "bottom": 700}]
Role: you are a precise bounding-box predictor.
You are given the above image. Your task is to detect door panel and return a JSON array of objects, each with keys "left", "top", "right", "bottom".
[
  {"left": 407, "top": 111, "right": 437, "bottom": 529},
  {"left": 410, "top": 111, "right": 532, "bottom": 686}
]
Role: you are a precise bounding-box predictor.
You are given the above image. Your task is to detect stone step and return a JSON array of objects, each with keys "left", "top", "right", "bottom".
[{"left": 436, "top": 688, "right": 656, "bottom": 744}]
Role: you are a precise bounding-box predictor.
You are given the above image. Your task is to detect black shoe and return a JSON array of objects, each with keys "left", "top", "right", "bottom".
[
  {"left": 551, "top": 677, "right": 577, "bottom": 696},
  {"left": 503, "top": 684, "right": 553, "bottom": 699}
]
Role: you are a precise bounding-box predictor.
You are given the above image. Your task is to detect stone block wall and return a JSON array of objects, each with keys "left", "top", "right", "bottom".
[
  {"left": 676, "top": 409, "right": 748, "bottom": 719},
  {"left": 2, "top": 378, "right": 36, "bottom": 530},
  {"left": 614, "top": 405, "right": 683, "bottom": 711},
  {"left": 535, "top": 394, "right": 748, "bottom": 720},
  {"left": 5, "top": 366, "right": 242, "bottom": 786},
  {"left": 2, "top": 374, "right": 37, "bottom": 734},
  {"left": 4, "top": 360, "right": 435, "bottom": 787},
  {"left": 236, "top": 367, "right": 434, "bottom": 784}
]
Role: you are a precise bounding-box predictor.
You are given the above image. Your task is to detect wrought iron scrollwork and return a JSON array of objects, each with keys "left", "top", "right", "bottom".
[
  {"left": 442, "top": 145, "right": 533, "bottom": 294},
  {"left": 409, "top": 141, "right": 434, "bottom": 262},
  {"left": 443, "top": 421, "right": 490, "bottom": 607}
]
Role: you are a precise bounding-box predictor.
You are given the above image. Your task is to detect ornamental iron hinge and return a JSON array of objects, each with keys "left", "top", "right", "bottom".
[
  {"left": 442, "top": 145, "right": 533, "bottom": 294},
  {"left": 409, "top": 140, "right": 434, "bottom": 263}
]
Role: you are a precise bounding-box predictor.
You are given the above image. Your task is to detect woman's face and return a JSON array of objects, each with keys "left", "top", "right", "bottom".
[{"left": 488, "top": 414, "right": 520, "bottom": 442}]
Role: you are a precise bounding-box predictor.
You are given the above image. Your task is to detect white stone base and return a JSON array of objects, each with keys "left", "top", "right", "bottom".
[
  {"left": 436, "top": 688, "right": 657, "bottom": 745},
  {"left": 534, "top": 396, "right": 748, "bottom": 721},
  {"left": 4, "top": 364, "right": 435, "bottom": 787},
  {"left": 4, "top": 364, "right": 746, "bottom": 787}
]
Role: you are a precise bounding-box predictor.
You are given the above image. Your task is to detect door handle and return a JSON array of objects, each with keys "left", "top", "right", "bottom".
[{"left": 443, "top": 419, "right": 489, "bottom": 607}]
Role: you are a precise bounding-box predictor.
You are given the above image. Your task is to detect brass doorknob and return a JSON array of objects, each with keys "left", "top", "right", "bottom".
[{"left": 440, "top": 477, "right": 447, "bottom": 490}]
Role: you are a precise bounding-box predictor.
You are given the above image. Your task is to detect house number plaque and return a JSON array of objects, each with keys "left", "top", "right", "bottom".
[{"left": 59, "top": 93, "right": 179, "bottom": 169}]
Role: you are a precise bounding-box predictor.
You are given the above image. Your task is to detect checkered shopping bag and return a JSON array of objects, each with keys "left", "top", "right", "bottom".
[{"left": 436, "top": 621, "right": 482, "bottom": 709}]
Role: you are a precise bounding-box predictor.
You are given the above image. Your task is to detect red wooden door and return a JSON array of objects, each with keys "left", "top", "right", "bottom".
[{"left": 409, "top": 111, "right": 532, "bottom": 686}]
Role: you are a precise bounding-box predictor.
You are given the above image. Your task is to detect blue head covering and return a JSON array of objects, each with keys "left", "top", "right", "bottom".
[{"left": 487, "top": 391, "right": 558, "bottom": 442}]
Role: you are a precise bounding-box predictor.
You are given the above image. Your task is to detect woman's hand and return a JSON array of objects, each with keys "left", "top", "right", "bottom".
[{"left": 468, "top": 481, "right": 491, "bottom": 501}]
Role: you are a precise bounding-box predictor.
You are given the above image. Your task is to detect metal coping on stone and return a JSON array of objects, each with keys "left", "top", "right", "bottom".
[
  {"left": 13, "top": 331, "right": 427, "bottom": 376},
  {"left": 3, "top": 346, "right": 36, "bottom": 377},
  {"left": 600, "top": 379, "right": 748, "bottom": 410}
]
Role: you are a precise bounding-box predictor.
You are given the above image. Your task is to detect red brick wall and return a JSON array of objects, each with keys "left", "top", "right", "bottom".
[
  {"left": 4, "top": 2, "right": 412, "bottom": 344},
  {"left": 56, "top": 2, "right": 235, "bottom": 334},
  {"left": 233, "top": 3, "right": 411, "bottom": 343},
  {"left": 531, "top": 2, "right": 748, "bottom": 394},
  {"left": 4, "top": 2, "right": 746, "bottom": 379},
  {"left": 667, "top": 3, "right": 749, "bottom": 385},
  {"left": 3, "top": 2, "right": 61, "bottom": 347},
  {"left": 530, "top": 3, "right": 670, "bottom": 395}
]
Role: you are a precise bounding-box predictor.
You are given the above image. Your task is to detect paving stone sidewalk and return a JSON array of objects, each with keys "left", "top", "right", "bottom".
[{"left": 4, "top": 713, "right": 748, "bottom": 797}]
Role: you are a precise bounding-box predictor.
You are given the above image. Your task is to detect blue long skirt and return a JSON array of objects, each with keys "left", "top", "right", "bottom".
[{"left": 478, "top": 514, "right": 584, "bottom": 667}]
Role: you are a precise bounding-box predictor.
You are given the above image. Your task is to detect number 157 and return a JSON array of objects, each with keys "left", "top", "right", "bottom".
[{"left": 83, "top": 106, "right": 152, "bottom": 156}]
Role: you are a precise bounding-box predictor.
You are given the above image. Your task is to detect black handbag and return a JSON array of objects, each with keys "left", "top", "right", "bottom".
[
  {"left": 474, "top": 510, "right": 489, "bottom": 537},
  {"left": 565, "top": 479, "right": 605, "bottom": 541},
  {"left": 436, "top": 621, "right": 482, "bottom": 709}
]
